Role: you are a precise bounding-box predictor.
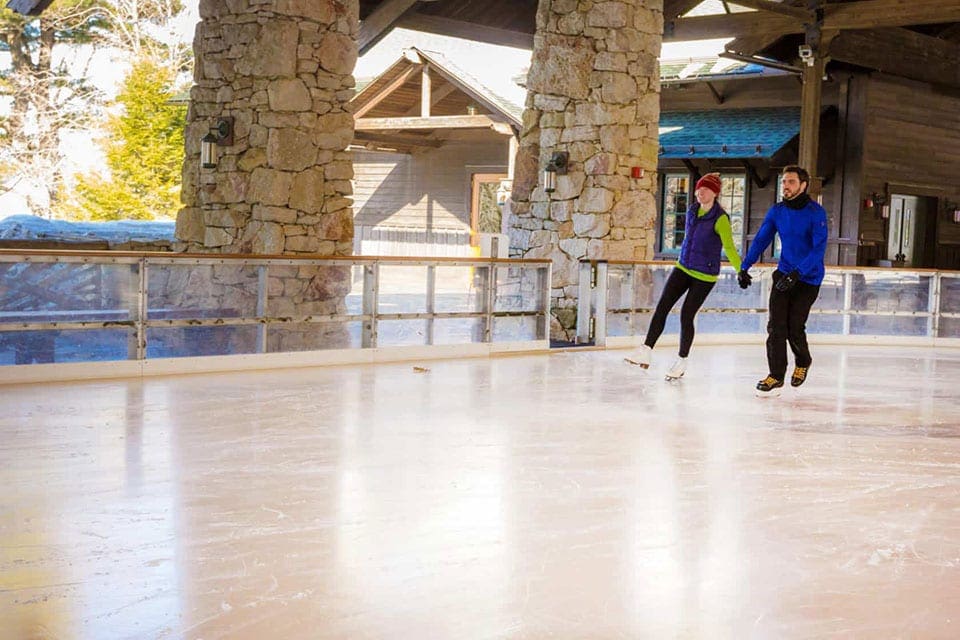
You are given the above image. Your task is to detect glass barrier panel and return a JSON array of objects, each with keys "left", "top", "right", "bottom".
[
  {"left": 377, "top": 319, "right": 429, "bottom": 346},
  {"left": 0, "top": 328, "right": 131, "bottom": 365},
  {"left": 939, "top": 317, "right": 960, "bottom": 338},
  {"left": 849, "top": 273, "right": 931, "bottom": 313},
  {"left": 146, "top": 326, "right": 259, "bottom": 358},
  {"left": 434, "top": 266, "right": 483, "bottom": 313},
  {"left": 378, "top": 265, "right": 428, "bottom": 315},
  {"left": 813, "top": 272, "right": 845, "bottom": 311},
  {"left": 267, "top": 322, "right": 361, "bottom": 352},
  {"left": 606, "top": 311, "right": 631, "bottom": 337},
  {"left": 263, "top": 264, "right": 353, "bottom": 318},
  {"left": 696, "top": 312, "right": 766, "bottom": 334},
  {"left": 148, "top": 263, "right": 259, "bottom": 320},
  {"left": 433, "top": 318, "right": 484, "bottom": 345},
  {"left": 493, "top": 315, "right": 540, "bottom": 342},
  {"left": 606, "top": 268, "right": 634, "bottom": 312},
  {"left": 849, "top": 315, "right": 928, "bottom": 337},
  {"left": 806, "top": 313, "right": 845, "bottom": 335},
  {"left": 0, "top": 262, "right": 137, "bottom": 322},
  {"left": 345, "top": 265, "right": 365, "bottom": 315},
  {"left": 496, "top": 266, "right": 543, "bottom": 313},
  {"left": 940, "top": 276, "right": 960, "bottom": 314}
]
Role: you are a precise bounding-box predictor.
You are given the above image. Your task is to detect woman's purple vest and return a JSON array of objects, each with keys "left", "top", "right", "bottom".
[{"left": 678, "top": 201, "right": 726, "bottom": 275}]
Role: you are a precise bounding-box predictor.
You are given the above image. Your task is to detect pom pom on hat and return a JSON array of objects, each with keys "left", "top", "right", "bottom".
[{"left": 695, "top": 173, "right": 722, "bottom": 195}]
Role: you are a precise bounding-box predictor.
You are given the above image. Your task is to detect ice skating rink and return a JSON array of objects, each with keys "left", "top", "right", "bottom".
[{"left": 1, "top": 343, "right": 959, "bottom": 639}]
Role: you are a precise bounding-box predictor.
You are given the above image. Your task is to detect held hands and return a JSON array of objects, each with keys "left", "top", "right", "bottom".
[
  {"left": 775, "top": 269, "right": 801, "bottom": 292},
  {"left": 737, "top": 269, "right": 752, "bottom": 289}
]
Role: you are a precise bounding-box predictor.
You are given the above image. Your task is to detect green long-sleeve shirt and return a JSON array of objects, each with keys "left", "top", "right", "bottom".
[{"left": 675, "top": 207, "right": 743, "bottom": 283}]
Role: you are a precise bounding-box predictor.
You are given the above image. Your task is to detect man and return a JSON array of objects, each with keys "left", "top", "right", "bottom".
[{"left": 738, "top": 165, "right": 828, "bottom": 394}]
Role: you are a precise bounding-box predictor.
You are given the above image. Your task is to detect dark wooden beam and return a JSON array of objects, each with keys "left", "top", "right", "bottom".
[
  {"left": 666, "top": 11, "right": 802, "bottom": 41},
  {"left": 397, "top": 13, "right": 534, "bottom": 49},
  {"left": 663, "top": 0, "right": 703, "bottom": 20},
  {"left": 798, "top": 54, "right": 827, "bottom": 193},
  {"left": 706, "top": 82, "right": 725, "bottom": 104},
  {"left": 741, "top": 159, "right": 771, "bottom": 189},
  {"left": 727, "top": 0, "right": 813, "bottom": 20},
  {"left": 824, "top": 0, "right": 960, "bottom": 31},
  {"left": 355, "top": 115, "right": 503, "bottom": 131},
  {"left": 358, "top": 0, "right": 419, "bottom": 54},
  {"left": 5, "top": 0, "right": 53, "bottom": 15},
  {"left": 669, "top": 0, "right": 960, "bottom": 42},
  {"left": 829, "top": 27, "right": 960, "bottom": 89},
  {"left": 354, "top": 131, "right": 443, "bottom": 149}
]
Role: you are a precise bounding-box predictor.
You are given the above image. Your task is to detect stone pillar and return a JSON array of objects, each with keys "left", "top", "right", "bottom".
[
  {"left": 176, "top": 0, "right": 357, "bottom": 256},
  {"left": 510, "top": 0, "right": 662, "bottom": 340},
  {"left": 174, "top": 0, "right": 359, "bottom": 351}
]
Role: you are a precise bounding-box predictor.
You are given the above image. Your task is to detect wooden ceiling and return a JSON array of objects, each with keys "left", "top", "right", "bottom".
[{"left": 359, "top": 0, "right": 960, "bottom": 89}]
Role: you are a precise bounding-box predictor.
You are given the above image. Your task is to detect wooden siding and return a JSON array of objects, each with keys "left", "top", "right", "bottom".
[
  {"left": 352, "top": 138, "right": 510, "bottom": 233},
  {"left": 860, "top": 73, "right": 960, "bottom": 268}
]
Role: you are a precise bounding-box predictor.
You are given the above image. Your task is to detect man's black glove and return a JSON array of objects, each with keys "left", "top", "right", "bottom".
[
  {"left": 775, "top": 269, "right": 801, "bottom": 292},
  {"left": 737, "top": 269, "right": 752, "bottom": 289}
]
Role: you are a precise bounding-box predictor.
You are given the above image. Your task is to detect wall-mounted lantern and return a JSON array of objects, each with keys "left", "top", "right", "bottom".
[
  {"left": 947, "top": 200, "right": 960, "bottom": 224},
  {"left": 200, "top": 117, "right": 234, "bottom": 169},
  {"left": 867, "top": 192, "right": 889, "bottom": 219},
  {"left": 543, "top": 151, "right": 568, "bottom": 194}
]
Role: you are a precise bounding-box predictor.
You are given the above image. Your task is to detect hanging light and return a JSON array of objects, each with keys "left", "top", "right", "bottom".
[
  {"left": 543, "top": 151, "right": 568, "bottom": 194},
  {"left": 200, "top": 117, "right": 234, "bottom": 169}
]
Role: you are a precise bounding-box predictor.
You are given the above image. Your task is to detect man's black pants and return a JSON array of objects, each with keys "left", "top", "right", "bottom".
[{"left": 767, "top": 269, "right": 821, "bottom": 380}]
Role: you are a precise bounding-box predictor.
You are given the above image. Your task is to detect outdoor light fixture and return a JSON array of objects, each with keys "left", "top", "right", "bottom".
[
  {"left": 200, "top": 117, "right": 234, "bottom": 169},
  {"left": 948, "top": 200, "right": 960, "bottom": 223},
  {"left": 543, "top": 151, "right": 568, "bottom": 194},
  {"left": 871, "top": 193, "right": 889, "bottom": 219}
]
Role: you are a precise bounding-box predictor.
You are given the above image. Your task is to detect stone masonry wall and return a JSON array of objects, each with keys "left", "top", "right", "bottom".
[
  {"left": 175, "top": 0, "right": 360, "bottom": 351},
  {"left": 510, "top": 0, "right": 662, "bottom": 340}
]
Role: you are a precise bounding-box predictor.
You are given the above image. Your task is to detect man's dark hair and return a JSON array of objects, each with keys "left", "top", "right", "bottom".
[{"left": 782, "top": 165, "right": 810, "bottom": 187}]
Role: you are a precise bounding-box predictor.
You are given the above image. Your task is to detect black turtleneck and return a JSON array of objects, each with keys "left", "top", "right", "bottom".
[{"left": 783, "top": 192, "right": 811, "bottom": 210}]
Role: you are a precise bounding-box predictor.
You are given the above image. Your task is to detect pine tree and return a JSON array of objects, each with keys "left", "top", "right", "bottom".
[{"left": 73, "top": 58, "right": 185, "bottom": 220}]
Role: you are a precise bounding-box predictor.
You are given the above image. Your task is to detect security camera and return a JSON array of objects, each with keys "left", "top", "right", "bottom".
[{"left": 798, "top": 44, "right": 814, "bottom": 66}]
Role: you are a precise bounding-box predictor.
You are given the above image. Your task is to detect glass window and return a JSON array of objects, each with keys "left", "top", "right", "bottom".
[
  {"left": 718, "top": 174, "right": 746, "bottom": 255},
  {"left": 660, "top": 174, "right": 689, "bottom": 253}
]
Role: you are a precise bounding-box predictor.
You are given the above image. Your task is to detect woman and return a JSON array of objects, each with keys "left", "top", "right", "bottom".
[{"left": 631, "top": 173, "right": 742, "bottom": 380}]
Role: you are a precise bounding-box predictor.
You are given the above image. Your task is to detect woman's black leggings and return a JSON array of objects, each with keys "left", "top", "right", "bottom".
[{"left": 644, "top": 267, "right": 716, "bottom": 358}]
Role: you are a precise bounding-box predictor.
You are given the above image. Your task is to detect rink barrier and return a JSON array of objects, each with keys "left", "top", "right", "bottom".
[
  {"left": 577, "top": 260, "right": 960, "bottom": 347},
  {"left": 0, "top": 250, "right": 551, "bottom": 382}
]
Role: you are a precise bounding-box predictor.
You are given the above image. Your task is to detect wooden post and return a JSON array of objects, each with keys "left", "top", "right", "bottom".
[
  {"left": 798, "top": 55, "right": 825, "bottom": 197},
  {"left": 420, "top": 65, "right": 431, "bottom": 118}
]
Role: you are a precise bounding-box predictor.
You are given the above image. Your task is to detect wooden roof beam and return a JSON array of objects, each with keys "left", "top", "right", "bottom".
[
  {"left": 663, "top": 0, "right": 704, "bottom": 20},
  {"left": 358, "top": 0, "right": 419, "bottom": 54},
  {"left": 355, "top": 115, "right": 504, "bottom": 131},
  {"left": 669, "top": 0, "right": 960, "bottom": 42},
  {"left": 829, "top": 27, "right": 960, "bottom": 89},
  {"left": 353, "top": 64, "right": 423, "bottom": 119},
  {"left": 354, "top": 132, "right": 444, "bottom": 149},
  {"left": 727, "top": 0, "right": 813, "bottom": 20},
  {"left": 397, "top": 13, "right": 534, "bottom": 49}
]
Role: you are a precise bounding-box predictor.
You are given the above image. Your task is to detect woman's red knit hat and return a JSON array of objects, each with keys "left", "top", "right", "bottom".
[{"left": 695, "top": 173, "right": 722, "bottom": 195}]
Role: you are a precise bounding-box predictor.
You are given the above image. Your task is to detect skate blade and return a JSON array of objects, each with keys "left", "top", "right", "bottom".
[
  {"left": 755, "top": 389, "right": 782, "bottom": 398},
  {"left": 624, "top": 358, "right": 649, "bottom": 369},
  {"left": 665, "top": 373, "right": 683, "bottom": 381}
]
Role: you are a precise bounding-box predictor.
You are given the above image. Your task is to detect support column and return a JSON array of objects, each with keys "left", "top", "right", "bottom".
[
  {"left": 798, "top": 55, "right": 825, "bottom": 197},
  {"left": 177, "top": 0, "right": 358, "bottom": 257},
  {"left": 509, "top": 0, "right": 662, "bottom": 340},
  {"left": 175, "top": 0, "right": 359, "bottom": 352}
]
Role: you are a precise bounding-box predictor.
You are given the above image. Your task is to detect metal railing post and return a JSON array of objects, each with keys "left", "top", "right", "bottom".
[
  {"left": 593, "top": 261, "right": 608, "bottom": 346},
  {"left": 930, "top": 273, "right": 941, "bottom": 339},
  {"left": 538, "top": 264, "right": 551, "bottom": 341},
  {"left": 576, "top": 261, "right": 594, "bottom": 343},
  {"left": 426, "top": 264, "right": 436, "bottom": 345},
  {"left": 843, "top": 272, "right": 853, "bottom": 336},
  {"left": 483, "top": 263, "right": 497, "bottom": 342},
  {"left": 256, "top": 265, "right": 268, "bottom": 353},
  {"left": 361, "top": 262, "right": 379, "bottom": 348}
]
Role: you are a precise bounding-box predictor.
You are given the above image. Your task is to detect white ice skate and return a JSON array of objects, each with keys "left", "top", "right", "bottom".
[
  {"left": 664, "top": 357, "right": 687, "bottom": 381},
  {"left": 624, "top": 345, "right": 653, "bottom": 369}
]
